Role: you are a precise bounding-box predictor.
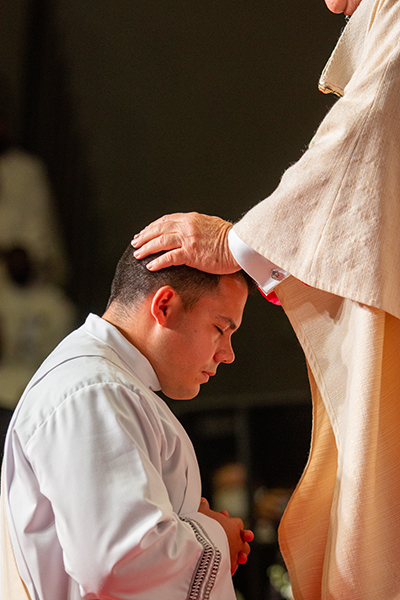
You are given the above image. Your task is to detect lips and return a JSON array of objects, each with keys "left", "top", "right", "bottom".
[{"left": 201, "top": 371, "right": 214, "bottom": 383}]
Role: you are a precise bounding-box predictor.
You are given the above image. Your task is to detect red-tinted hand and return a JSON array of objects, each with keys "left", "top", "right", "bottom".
[
  {"left": 198, "top": 498, "right": 253, "bottom": 574},
  {"left": 132, "top": 212, "right": 239, "bottom": 275}
]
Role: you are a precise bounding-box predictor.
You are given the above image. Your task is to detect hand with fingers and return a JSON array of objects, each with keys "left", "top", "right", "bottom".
[
  {"left": 132, "top": 212, "right": 240, "bottom": 275},
  {"left": 198, "top": 497, "right": 254, "bottom": 575}
]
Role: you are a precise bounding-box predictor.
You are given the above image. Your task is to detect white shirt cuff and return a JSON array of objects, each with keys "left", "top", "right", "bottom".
[{"left": 228, "top": 229, "right": 290, "bottom": 295}]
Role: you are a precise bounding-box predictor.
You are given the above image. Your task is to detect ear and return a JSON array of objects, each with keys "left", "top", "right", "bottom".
[{"left": 150, "top": 286, "right": 181, "bottom": 326}]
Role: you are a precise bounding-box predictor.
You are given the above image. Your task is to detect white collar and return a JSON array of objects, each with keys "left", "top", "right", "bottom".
[{"left": 84, "top": 313, "right": 161, "bottom": 392}]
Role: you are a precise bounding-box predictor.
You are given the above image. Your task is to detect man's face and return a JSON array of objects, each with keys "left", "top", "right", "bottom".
[{"left": 156, "top": 275, "right": 248, "bottom": 400}]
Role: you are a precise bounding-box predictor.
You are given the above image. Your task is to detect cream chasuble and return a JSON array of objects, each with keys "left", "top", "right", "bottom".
[{"left": 233, "top": 0, "right": 400, "bottom": 598}]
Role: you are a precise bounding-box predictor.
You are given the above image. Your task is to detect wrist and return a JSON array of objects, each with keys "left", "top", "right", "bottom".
[{"left": 220, "top": 221, "right": 240, "bottom": 274}]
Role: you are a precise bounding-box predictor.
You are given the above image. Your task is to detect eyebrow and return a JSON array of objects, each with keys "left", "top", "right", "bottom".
[{"left": 217, "top": 315, "right": 238, "bottom": 331}]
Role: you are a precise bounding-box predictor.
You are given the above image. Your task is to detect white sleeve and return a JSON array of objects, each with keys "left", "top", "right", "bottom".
[
  {"left": 24, "top": 383, "right": 235, "bottom": 600},
  {"left": 228, "top": 229, "right": 290, "bottom": 295}
]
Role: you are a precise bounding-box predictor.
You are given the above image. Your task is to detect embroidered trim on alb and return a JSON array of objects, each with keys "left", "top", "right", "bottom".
[{"left": 180, "top": 517, "right": 221, "bottom": 600}]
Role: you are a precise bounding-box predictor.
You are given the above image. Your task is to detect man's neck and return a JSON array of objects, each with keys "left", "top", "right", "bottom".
[{"left": 102, "top": 301, "right": 154, "bottom": 367}]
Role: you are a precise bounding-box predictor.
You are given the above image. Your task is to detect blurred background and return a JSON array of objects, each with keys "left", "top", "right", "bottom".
[{"left": 0, "top": 1, "right": 345, "bottom": 597}]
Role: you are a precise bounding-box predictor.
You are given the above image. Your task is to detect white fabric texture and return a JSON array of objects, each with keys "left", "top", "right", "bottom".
[
  {"left": 1, "top": 314, "right": 235, "bottom": 600},
  {"left": 228, "top": 229, "right": 290, "bottom": 295}
]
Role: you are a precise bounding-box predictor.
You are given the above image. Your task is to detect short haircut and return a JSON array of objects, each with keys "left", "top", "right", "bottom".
[{"left": 107, "top": 245, "right": 255, "bottom": 312}]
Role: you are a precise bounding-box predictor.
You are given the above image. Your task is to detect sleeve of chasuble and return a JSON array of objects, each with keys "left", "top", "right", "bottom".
[
  {"left": 233, "top": 0, "right": 400, "bottom": 320},
  {"left": 23, "top": 382, "right": 235, "bottom": 600}
]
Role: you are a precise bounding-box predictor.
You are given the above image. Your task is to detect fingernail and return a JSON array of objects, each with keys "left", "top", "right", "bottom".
[{"left": 146, "top": 262, "right": 154, "bottom": 271}]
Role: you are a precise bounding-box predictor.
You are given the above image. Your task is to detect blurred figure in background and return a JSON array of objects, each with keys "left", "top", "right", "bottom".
[
  {"left": 212, "top": 463, "right": 249, "bottom": 524},
  {"left": 212, "top": 462, "right": 293, "bottom": 599},
  {"left": 0, "top": 75, "right": 76, "bottom": 446},
  {"left": 0, "top": 74, "right": 68, "bottom": 286}
]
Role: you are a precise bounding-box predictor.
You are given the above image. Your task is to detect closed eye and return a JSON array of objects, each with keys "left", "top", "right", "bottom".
[{"left": 216, "top": 326, "right": 224, "bottom": 335}]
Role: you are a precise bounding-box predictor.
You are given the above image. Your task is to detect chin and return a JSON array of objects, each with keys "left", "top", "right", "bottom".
[{"left": 163, "top": 386, "right": 200, "bottom": 401}]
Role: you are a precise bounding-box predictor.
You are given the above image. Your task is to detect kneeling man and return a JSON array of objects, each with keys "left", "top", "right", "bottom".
[{"left": 1, "top": 244, "right": 254, "bottom": 600}]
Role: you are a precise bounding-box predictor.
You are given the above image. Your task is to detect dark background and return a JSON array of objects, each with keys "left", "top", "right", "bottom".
[
  {"left": 0, "top": 2, "right": 345, "bottom": 597},
  {"left": 0, "top": 0, "right": 343, "bottom": 400}
]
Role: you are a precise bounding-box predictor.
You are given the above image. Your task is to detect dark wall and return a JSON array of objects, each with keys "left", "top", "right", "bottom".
[
  {"left": 53, "top": 0, "right": 342, "bottom": 289},
  {"left": 0, "top": 0, "right": 29, "bottom": 137}
]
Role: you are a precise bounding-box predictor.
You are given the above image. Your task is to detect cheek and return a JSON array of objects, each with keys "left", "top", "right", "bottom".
[{"left": 185, "top": 335, "right": 216, "bottom": 367}]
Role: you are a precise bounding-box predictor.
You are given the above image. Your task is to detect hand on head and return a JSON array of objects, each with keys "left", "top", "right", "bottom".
[
  {"left": 132, "top": 212, "right": 240, "bottom": 275},
  {"left": 198, "top": 497, "right": 254, "bottom": 575}
]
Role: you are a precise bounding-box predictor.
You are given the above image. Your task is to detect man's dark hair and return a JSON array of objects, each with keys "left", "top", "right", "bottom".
[{"left": 107, "top": 245, "right": 255, "bottom": 312}]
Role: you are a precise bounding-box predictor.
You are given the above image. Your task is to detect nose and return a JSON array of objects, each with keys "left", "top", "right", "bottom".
[{"left": 215, "top": 338, "right": 235, "bottom": 364}]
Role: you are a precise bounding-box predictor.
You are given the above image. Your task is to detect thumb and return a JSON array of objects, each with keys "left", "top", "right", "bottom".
[{"left": 199, "top": 497, "right": 210, "bottom": 510}]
